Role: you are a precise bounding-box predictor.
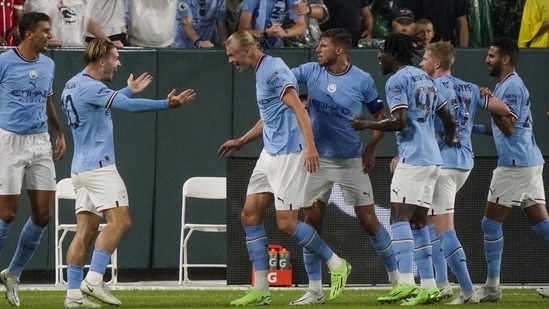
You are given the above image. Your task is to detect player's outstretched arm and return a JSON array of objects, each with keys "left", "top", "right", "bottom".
[
  {"left": 350, "top": 109, "right": 407, "bottom": 132},
  {"left": 218, "top": 119, "right": 263, "bottom": 158},
  {"left": 166, "top": 88, "right": 196, "bottom": 108}
]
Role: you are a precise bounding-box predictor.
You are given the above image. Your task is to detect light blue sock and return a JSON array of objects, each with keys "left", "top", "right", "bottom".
[
  {"left": 481, "top": 216, "right": 503, "bottom": 280},
  {"left": 412, "top": 226, "right": 435, "bottom": 281},
  {"left": 303, "top": 248, "right": 322, "bottom": 281},
  {"left": 428, "top": 224, "right": 447, "bottom": 285},
  {"left": 0, "top": 220, "right": 11, "bottom": 252},
  {"left": 244, "top": 224, "right": 268, "bottom": 271},
  {"left": 89, "top": 249, "right": 111, "bottom": 275},
  {"left": 440, "top": 229, "right": 473, "bottom": 292},
  {"left": 532, "top": 219, "right": 549, "bottom": 242},
  {"left": 390, "top": 221, "right": 414, "bottom": 274},
  {"left": 292, "top": 221, "right": 333, "bottom": 261},
  {"left": 67, "top": 265, "right": 84, "bottom": 290},
  {"left": 8, "top": 218, "right": 45, "bottom": 277},
  {"left": 369, "top": 225, "right": 397, "bottom": 272}
]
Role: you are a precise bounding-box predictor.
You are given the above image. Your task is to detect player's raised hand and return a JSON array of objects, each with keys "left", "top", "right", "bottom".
[
  {"left": 167, "top": 88, "right": 196, "bottom": 108},
  {"left": 127, "top": 73, "right": 153, "bottom": 94}
]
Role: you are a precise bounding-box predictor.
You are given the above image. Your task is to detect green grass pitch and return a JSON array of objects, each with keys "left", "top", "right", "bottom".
[{"left": 9, "top": 288, "right": 549, "bottom": 308}]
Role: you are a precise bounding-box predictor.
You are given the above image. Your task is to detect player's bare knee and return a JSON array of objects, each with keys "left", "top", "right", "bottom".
[
  {"left": 31, "top": 212, "right": 52, "bottom": 227},
  {"left": 276, "top": 218, "right": 297, "bottom": 236}
]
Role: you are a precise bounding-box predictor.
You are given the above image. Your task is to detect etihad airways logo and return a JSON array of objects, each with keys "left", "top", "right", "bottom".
[{"left": 11, "top": 90, "right": 48, "bottom": 97}]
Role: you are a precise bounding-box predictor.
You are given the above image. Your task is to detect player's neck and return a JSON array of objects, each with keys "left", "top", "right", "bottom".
[
  {"left": 16, "top": 41, "right": 40, "bottom": 61},
  {"left": 84, "top": 64, "right": 103, "bottom": 81},
  {"left": 326, "top": 58, "right": 349, "bottom": 75},
  {"left": 432, "top": 69, "right": 451, "bottom": 79},
  {"left": 497, "top": 67, "right": 514, "bottom": 83}
]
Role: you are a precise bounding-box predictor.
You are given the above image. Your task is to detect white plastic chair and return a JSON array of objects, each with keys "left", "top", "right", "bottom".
[
  {"left": 54, "top": 178, "right": 118, "bottom": 285},
  {"left": 179, "top": 177, "right": 227, "bottom": 285}
]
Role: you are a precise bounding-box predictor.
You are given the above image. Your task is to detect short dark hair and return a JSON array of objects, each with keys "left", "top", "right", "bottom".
[
  {"left": 381, "top": 33, "right": 421, "bottom": 65},
  {"left": 490, "top": 37, "right": 519, "bottom": 65},
  {"left": 320, "top": 28, "right": 352, "bottom": 50},
  {"left": 19, "top": 12, "right": 50, "bottom": 40}
]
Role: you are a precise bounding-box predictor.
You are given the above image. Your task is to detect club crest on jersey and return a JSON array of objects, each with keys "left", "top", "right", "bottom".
[
  {"left": 327, "top": 83, "right": 337, "bottom": 93},
  {"left": 118, "top": 190, "right": 128, "bottom": 200},
  {"left": 29, "top": 70, "right": 38, "bottom": 80}
]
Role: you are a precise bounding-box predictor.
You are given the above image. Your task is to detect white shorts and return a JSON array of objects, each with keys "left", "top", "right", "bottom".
[
  {"left": 0, "top": 127, "right": 56, "bottom": 194},
  {"left": 71, "top": 165, "right": 129, "bottom": 217},
  {"left": 303, "top": 157, "right": 374, "bottom": 207},
  {"left": 247, "top": 149, "right": 306, "bottom": 210},
  {"left": 430, "top": 168, "right": 471, "bottom": 215},
  {"left": 487, "top": 165, "right": 546, "bottom": 208},
  {"left": 390, "top": 163, "right": 440, "bottom": 208}
]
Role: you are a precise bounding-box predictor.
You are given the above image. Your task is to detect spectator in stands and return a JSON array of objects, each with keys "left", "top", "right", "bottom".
[
  {"left": 321, "top": 0, "right": 372, "bottom": 47},
  {"left": 393, "top": 0, "right": 469, "bottom": 47},
  {"left": 225, "top": 0, "right": 241, "bottom": 35},
  {"left": 415, "top": 18, "right": 435, "bottom": 48},
  {"left": 173, "top": 0, "right": 228, "bottom": 48},
  {"left": 238, "top": 0, "right": 306, "bottom": 48},
  {"left": 283, "top": 0, "right": 329, "bottom": 48},
  {"left": 24, "top": 0, "right": 123, "bottom": 47},
  {"left": 85, "top": 0, "right": 128, "bottom": 46},
  {"left": 0, "top": 0, "right": 23, "bottom": 46},
  {"left": 518, "top": 0, "right": 549, "bottom": 48},
  {"left": 391, "top": 7, "right": 415, "bottom": 36},
  {"left": 127, "top": 0, "right": 177, "bottom": 47}
]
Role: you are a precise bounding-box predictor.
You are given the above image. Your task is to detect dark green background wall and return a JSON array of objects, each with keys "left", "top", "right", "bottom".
[{"left": 0, "top": 47, "right": 548, "bottom": 277}]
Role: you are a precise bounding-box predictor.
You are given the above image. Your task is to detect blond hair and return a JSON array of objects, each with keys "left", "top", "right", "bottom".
[
  {"left": 425, "top": 41, "right": 455, "bottom": 70},
  {"left": 226, "top": 30, "right": 262, "bottom": 51},
  {"left": 84, "top": 38, "right": 117, "bottom": 64}
]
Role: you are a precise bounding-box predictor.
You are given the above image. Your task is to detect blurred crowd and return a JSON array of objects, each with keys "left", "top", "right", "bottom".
[{"left": 0, "top": 0, "right": 547, "bottom": 49}]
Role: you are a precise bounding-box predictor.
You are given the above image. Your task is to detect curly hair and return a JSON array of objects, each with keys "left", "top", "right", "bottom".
[{"left": 381, "top": 33, "right": 421, "bottom": 66}]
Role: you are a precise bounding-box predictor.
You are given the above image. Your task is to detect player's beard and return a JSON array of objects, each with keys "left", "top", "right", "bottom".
[{"left": 488, "top": 60, "right": 502, "bottom": 78}]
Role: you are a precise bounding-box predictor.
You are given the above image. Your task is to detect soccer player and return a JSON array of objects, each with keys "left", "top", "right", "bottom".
[
  {"left": 476, "top": 37, "right": 549, "bottom": 302},
  {"left": 350, "top": 33, "right": 459, "bottom": 305},
  {"left": 0, "top": 12, "right": 66, "bottom": 307},
  {"left": 218, "top": 30, "right": 351, "bottom": 306},
  {"left": 61, "top": 38, "right": 196, "bottom": 308},
  {"left": 419, "top": 41, "right": 511, "bottom": 304},
  {"left": 288, "top": 28, "right": 398, "bottom": 305}
]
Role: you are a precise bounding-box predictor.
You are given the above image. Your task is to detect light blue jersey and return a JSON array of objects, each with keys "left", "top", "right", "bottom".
[
  {"left": 174, "top": 0, "right": 227, "bottom": 48},
  {"left": 386, "top": 66, "right": 444, "bottom": 166},
  {"left": 292, "top": 62, "right": 383, "bottom": 158},
  {"left": 255, "top": 55, "right": 303, "bottom": 155},
  {"left": 61, "top": 70, "right": 169, "bottom": 174},
  {"left": 0, "top": 49, "right": 55, "bottom": 134},
  {"left": 434, "top": 75, "right": 487, "bottom": 170},
  {"left": 241, "top": 0, "right": 298, "bottom": 48},
  {"left": 492, "top": 72, "right": 544, "bottom": 167}
]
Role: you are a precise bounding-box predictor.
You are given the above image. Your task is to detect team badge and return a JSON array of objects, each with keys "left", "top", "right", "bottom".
[
  {"left": 29, "top": 70, "right": 38, "bottom": 80},
  {"left": 118, "top": 190, "right": 128, "bottom": 201},
  {"left": 327, "top": 83, "right": 337, "bottom": 93}
]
